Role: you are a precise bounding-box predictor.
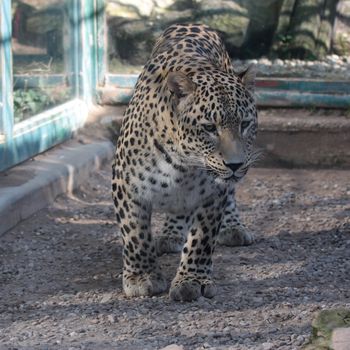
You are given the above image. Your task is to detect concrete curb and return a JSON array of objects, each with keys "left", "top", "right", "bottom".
[
  {"left": 0, "top": 139, "right": 114, "bottom": 236},
  {"left": 256, "top": 111, "right": 350, "bottom": 169}
]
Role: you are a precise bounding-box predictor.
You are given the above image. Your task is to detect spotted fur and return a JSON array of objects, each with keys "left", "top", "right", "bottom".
[{"left": 112, "top": 24, "right": 258, "bottom": 301}]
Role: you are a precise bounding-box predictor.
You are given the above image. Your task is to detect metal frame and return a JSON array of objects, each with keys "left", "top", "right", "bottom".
[
  {"left": 0, "top": 0, "right": 102, "bottom": 172},
  {"left": 256, "top": 78, "right": 350, "bottom": 108},
  {"left": 95, "top": 0, "right": 106, "bottom": 86},
  {"left": 0, "top": 0, "right": 13, "bottom": 144},
  {"left": 98, "top": 74, "right": 350, "bottom": 109}
]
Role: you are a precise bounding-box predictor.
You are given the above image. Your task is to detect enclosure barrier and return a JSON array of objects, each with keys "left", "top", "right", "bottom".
[
  {"left": 0, "top": 0, "right": 104, "bottom": 172},
  {"left": 97, "top": 75, "right": 350, "bottom": 109},
  {"left": 1, "top": 0, "right": 350, "bottom": 173}
]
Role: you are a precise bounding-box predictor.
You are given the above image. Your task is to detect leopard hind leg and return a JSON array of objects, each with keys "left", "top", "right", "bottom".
[
  {"left": 217, "top": 185, "right": 255, "bottom": 247},
  {"left": 155, "top": 213, "right": 191, "bottom": 256}
]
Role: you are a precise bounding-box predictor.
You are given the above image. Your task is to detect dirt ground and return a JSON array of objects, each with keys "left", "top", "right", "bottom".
[{"left": 0, "top": 156, "right": 349, "bottom": 350}]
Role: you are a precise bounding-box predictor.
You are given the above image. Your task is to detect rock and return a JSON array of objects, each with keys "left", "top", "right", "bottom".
[
  {"left": 107, "top": 314, "right": 117, "bottom": 324},
  {"left": 332, "top": 327, "right": 350, "bottom": 350},
  {"left": 303, "top": 309, "right": 350, "bottom": 349},
  {"left": 101, "top": 293, "right": 113, "bottom": 303},
  {"left": 261, "top": 342, "right": 274, "bottom": 350},
  {"left": 274, "top": 58, "right": 284, "bottom": 65},
  {"left": 107, "top": 0, "right": 249, "bottom": 65},
  {"left": 159, "top": 345, "right": 184, "bottom": 350},
  {"left": 107, "top": 0, "right": 155, "bottom": 17},
  {"left": 295, "top": 335, "right": 305, "bottom": 346},
  {"left": 197, "top": 0, "right": 249, "bottom": 50}
]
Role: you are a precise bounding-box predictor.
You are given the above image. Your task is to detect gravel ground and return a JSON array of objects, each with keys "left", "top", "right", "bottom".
[
  {"left": 113, "top": 55, "right": 350, "bottom": 79},
  {"left": 111, "top": 55, "right": 350, "bottom": 79},
  {"left": 234, "top": 55, "right": 350, "bottom": 79},
  {"left": 1, "top": 163, "right": 350, "bottom": 350}
]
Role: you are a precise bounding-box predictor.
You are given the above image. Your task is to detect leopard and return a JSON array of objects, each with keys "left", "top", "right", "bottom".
[{"left": 112, "top": 23, "right": 259, "bottom": 302}]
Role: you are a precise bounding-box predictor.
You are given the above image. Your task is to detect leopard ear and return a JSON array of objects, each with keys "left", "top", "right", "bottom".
[
  {"left": 238, "top": 64, "right": 256, "bottom": 93},
  {"left": 167, "top": 71, "right": 196, "bottom": 99}
]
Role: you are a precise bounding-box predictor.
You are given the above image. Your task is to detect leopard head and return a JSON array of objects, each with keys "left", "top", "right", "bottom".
[{"left": 167, "top": 66, "right": 259, "bottom": 181}]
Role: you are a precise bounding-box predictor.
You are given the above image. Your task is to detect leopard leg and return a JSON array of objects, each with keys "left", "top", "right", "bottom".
[
  {"left": 113, "top": 183, "right": 167, "bottom": 297},
  {"left": 217, "top": 184, "right": 254, "bottom": 246},
  {"left": 155, "top": 214, "right": 191, "bottom": 256},
  {"left": 169, "top": 194, "right": 227, "bottom": 302}
]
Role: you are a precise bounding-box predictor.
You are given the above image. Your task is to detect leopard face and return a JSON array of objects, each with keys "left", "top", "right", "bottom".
[{"left": 167, "top": 66, "right": 258, "bottom": 181}]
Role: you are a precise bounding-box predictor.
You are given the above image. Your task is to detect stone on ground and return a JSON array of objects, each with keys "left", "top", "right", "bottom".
[{"left": 303, "top": 309, "right": 350, "bottom": 349}]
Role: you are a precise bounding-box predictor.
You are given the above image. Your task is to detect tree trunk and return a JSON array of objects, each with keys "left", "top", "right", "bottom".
[
  {"left": 317, "top": 0, "right": 339, "bottom": 57},
  {"left": 272, "top": 0, "right": 339, "bottom": 59},
  {"left": 332, "top": 0, "right": 350, "bottom": 55},
  {"left": 241, "top": 0, "right": 284, "bottom": 58},
  {"left": 271, "top": 0, "right": 297, "bottom": 54},
  {"left": 288, "top": 0, "right": 325, "bottom": 58}
]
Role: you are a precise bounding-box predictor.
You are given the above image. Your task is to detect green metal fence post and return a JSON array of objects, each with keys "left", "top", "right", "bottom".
[
  {"left": 0, "top": 0, "right": 14, "bottom": 144},
  {"left": 68, "top": 0, "right": 82, "bottom": 98},
  {"left": 79, "top": 0, "right": 96, "bottom": 103},
  {"left": 95, "top": 0, "right": 106, "bottom": 87}
]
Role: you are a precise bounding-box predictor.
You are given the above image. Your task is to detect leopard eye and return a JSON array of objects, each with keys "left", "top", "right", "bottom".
[
  {"left": 203, "top": 124, "right": 217, "bottom": 133},
  {"left": 240, "top": 120, "right": 251, "bottom": 132}
]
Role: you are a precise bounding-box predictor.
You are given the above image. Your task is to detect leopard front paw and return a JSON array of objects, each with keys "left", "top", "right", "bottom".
[
  {"left": 123, "top": 270, "right": 168, "bottom": 297},
  {"left": 169, "top": 275, "right": 217, "bottom": 302},
  {"left": 217, "top": 225, "right": 255, "bottom": 247}
]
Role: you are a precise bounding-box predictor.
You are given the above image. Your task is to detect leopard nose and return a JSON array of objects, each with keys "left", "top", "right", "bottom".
[{"left": 223, "top": 161, "right": 244, "bottom": 173}]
